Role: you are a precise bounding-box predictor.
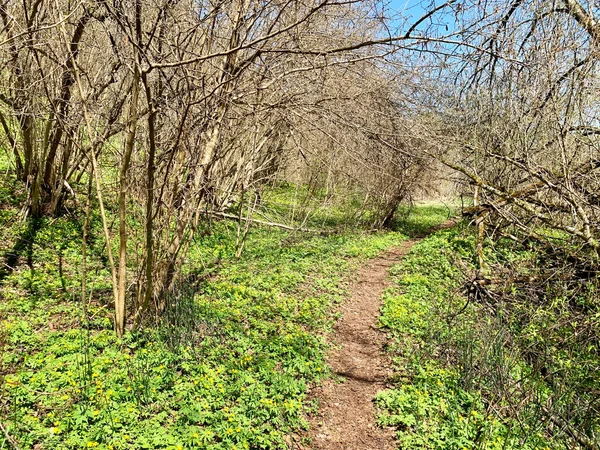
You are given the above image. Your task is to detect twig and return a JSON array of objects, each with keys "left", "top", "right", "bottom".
[
  {"left": 542, "top": 407, "right": 599, "bottom": 450},
  {"left": 208, "top": 211, "right": 328, "bottom": 234},
  {"left": 0, "top": 421, "right": 20, "bottom": 450}
]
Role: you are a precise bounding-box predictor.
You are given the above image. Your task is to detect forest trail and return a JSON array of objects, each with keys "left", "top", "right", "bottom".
[
  {"left": 294, "top": 220, "right": 458, "bottom": 450},
  {"left": 297, "top": 239, "right": 417, "bottom": 450}
]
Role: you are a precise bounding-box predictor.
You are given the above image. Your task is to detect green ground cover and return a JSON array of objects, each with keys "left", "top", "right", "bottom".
[
  {"left": 376, "top": 228, "right": 600, "bottom": 449},
  {"left": 0, "top": 171, "right": 452, "bottom": 449},
  {"left": 0, "top": 220, "right": 407, "bottom": 449}
]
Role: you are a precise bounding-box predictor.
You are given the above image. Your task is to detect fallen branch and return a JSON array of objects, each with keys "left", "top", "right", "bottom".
[
  {"left": 542, "top": 407, "right": 599, "bottom": 450},
  {"left": 208, "top": 211, "right": 328, "bottom": 234}
]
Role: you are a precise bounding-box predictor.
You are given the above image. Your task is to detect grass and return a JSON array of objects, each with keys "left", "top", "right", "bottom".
[
  {"left": 257, "top": 182, "right": 376, "bottom": 229},
  {"left": 258, "top": 184, "right": 455, "bottom": 233},
  {"left": 392, "top": 203, "right": 454, "bottom": 237}
]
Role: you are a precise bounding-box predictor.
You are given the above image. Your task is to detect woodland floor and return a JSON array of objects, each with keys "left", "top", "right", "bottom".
[{"left": 0, "top": 194, "right": 456, "bottom": 449}]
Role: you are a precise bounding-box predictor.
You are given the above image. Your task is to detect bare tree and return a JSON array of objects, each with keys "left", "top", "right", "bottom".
[{"left": 0, "top": 0, "right": 458, "bottom": 333}]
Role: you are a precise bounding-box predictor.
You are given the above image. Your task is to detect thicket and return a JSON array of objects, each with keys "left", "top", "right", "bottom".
[
  {"left": 0, "top": 0, "right": 449, "bottom": 336},
  {"left": 377, "top": 228, "right": 600, "bottom": 449},
  {"left": 433, "top": 0, "right": 600, "bottom": 276}
]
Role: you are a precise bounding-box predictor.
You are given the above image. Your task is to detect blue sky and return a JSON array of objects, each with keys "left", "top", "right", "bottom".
[
  {"left": 387, "top": 0, "right": 430, "bottom": 16},
  {"left": 377, "top": 0, "right": 457, "bottom": 35}
]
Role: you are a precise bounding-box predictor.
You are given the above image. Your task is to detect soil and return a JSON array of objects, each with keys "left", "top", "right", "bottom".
[
  {"left": 288, "top": 219, "right": 458, "bottom": 450},
  {"left": 290, "top": 239, "right": 418, "bottom": 450}
]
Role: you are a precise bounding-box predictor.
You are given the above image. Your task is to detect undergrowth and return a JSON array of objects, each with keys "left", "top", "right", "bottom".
[
  {"left": 392, "top": 203, "right": 453, "bottom": 236},
  {"left": 376, "top": 228, "right": 600, "bottom": 449},
  {"left": 0, "top": 173, "right": 419, "bottom": 449}
]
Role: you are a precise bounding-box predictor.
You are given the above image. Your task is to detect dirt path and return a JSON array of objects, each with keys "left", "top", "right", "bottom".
[{"left": 296, "top": 239, "right": 419, "bottom": 450}]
